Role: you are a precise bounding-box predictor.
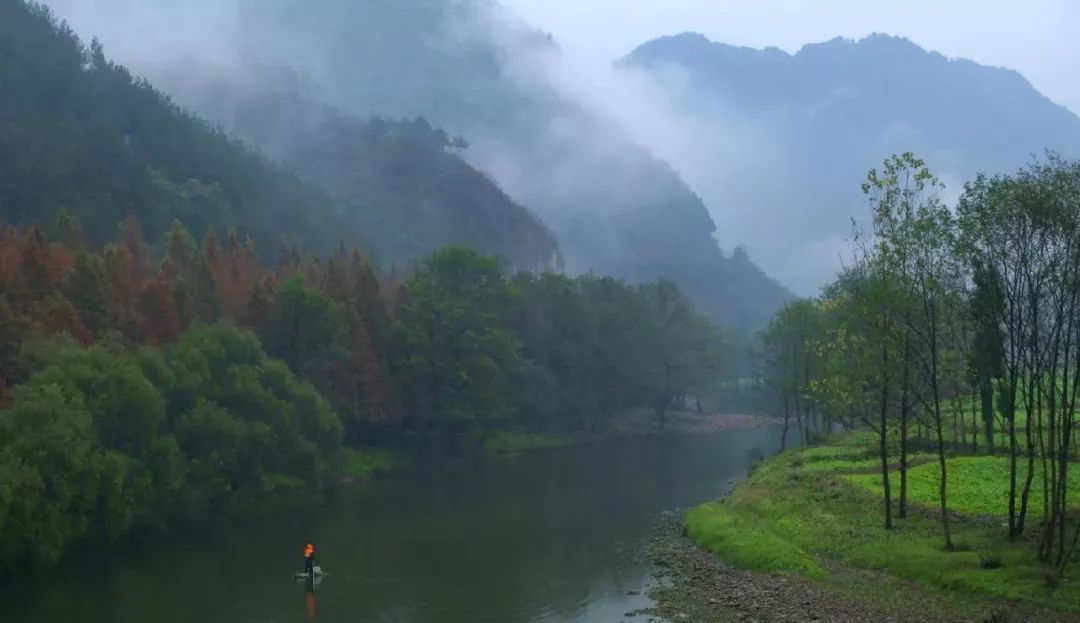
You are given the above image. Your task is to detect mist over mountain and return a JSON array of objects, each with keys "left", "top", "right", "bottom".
[
  {"left": 46, "top": 0, "right": 792, "bottom": 331},
  {"left": 0, "top": 0, "right": 559, "bottom": 274},
  {"left": 183, "top": 78, "right": 562, "bottom": 272},
  {"left": 621, "top": 32, "right": 1080, "bottom": 292}
]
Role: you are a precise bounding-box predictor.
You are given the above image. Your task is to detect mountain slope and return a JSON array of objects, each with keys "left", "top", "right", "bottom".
[
  {"left": 45, "top": 0, "right": 793, "bottom": 330},
  {"left": 0, "top": 1, "right": 558, "bottom": 271},
  {"left": 622, "top": 32, "right": 1080, "bottom": 291},
  {"left": 176, "top": 75, "right": 561, "bottom": 271},
  {"left": 0, "top": 1, "right": 333, "bottom": 254}
]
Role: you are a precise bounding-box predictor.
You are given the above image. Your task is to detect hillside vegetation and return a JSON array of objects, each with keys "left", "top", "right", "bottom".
[
  {"left": 0, "top": 1, "right": 334, "bottom": 255},
  {"left": 60, "top": 0, "right": 793, "bottom": 330},
  {"left": 0, "top": 1, "right": 559, "bottom": 272}
]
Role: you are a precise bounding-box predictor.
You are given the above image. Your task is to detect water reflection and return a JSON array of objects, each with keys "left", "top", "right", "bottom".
[
  {"left": 5, "top": 427, "right": 782, "bottom": 623},
  {"left": 306, "top": 584, "right": 317, "bottom": 621}
]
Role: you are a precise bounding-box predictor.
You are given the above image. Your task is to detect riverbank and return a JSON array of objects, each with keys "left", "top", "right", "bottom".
[
  {"left": 645, "top": 519, "right": 991, "bottom": 622},
  {"left": 652, "top": 431, "right": 1080, "bottom": 621},
  {"left": 339, "top": 447, "right": 403, "bottom": 483},
  {"left": 485, "top": 410, "right": 780, "bottom": 457}
]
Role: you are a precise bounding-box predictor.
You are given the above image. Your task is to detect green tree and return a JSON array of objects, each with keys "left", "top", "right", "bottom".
[
  {"left": 0, "top": 384, "right": 101, "bottom": 571},
  {"left": 260, "top": 276, "right": 346, "bottom": 375},
  {"left": 168, "top": 325, "right": 343, "bottom": 493},
  {"left": 866, "top": 152, "right": 961, "bottom": 549},
  {"left": 398, "top": 247, "right": 522, "bottom": 438},
  {"left": 761, "top": 299, "right": 824, "bottom": 450},
  {"left": 31, "top": 345, "right": 166, "bottom": 457},
  {"left": 639, "top": 280, "right": 725, "bottom": 429}
]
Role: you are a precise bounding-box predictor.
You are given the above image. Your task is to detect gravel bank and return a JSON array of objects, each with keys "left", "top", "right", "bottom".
[{"left": 638, "top": 520, "right": 1074, "bottom": 623}]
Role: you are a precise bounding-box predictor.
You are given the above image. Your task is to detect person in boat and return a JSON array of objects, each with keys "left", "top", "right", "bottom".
[{"left": 304, "top": 543, "right": 316, "bottom": 576}]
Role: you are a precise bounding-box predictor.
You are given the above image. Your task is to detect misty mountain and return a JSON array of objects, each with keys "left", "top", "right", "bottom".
[
  {"left": 0, "top": 1, "right": 558, "bottom": 273},
  {"left": 0, "top": 1, "right": 332, "bottom": 254},
  {"left": 621, "top": 32, "right": 1080, "bottom": 292},
  {"left": 175, "top": 74, "right": 561, "bottom": 271},
  {"left": 45, "top": 0, "right": 793, "bottom": 330}
]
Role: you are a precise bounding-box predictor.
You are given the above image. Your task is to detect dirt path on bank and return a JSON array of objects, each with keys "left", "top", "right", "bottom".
[
  {"left": 636, "top": 520, "right": 1073, "bottom": 623},
  {"left": 611, "top": 411, "right": 782, "bottom": 436}
]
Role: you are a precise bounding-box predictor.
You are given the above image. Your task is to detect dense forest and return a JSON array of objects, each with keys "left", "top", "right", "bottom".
[
  {"left": 759, "top": 152, "right": 1080, "bottom": 574},
  {"left": 0, "top": 216, "right": 724, "bottom": 575},
  {"left": 0, "top": 1, "right": 334, "bottom": 255}
]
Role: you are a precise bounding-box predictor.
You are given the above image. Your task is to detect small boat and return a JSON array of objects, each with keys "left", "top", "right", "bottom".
[{"left": 293, "top": 565, "right": 325, "bottom": 581}]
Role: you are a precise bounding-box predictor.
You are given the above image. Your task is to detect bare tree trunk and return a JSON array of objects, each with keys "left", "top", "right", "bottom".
[
  {"left": 970, "top": 390, "right": 978, "bottom": 453},
  {"left": 879, "top": 342, "right": 893, "bottom": 530},
  {"left": 928, "top": 308, "right": 953, "bottom": 550},
  {"left": 780, "top": 392, "right": 791, "bottom": 451},
  {"left": 1006, "top": 377, "right": 1019, "bottom": 541},
  {"left": 879, "top": 415, "right": 893, "bottom": 531},
  {"left": 803, "top": 355, "right": 813, "bottom": 445},
  {"left": 795, "top": 402, "right": 805, "bottom": 448},
  {"left": 1039, "top": 380, "right": 1052, "bottom": 560},
  {"left": 980, "top": 377, "right": 995, "bottom": 453},
  {"left": 952, "top": 399, "right": 959, "bottom": 452},
  {"left": 898, "top": 338, "right": 910, "bottom": 519},
  {"left": 1018, "top": 370, "right": 1037, "bottom": 535},
  {"left": 935, "top": 412, "right": 953, "bottom": 550}
]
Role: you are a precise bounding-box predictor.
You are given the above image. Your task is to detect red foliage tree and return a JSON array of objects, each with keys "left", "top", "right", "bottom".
[
  {"left": 217, "top": 232, "right": 259, "bottom": 322},
  {"left": 137, "top": 270, "right": 181, "bottom": 346},
  {"left": 30, "top": 294, "right": 90, "bottom": 345},
  {"left": 120, "top": 214, "right": 149, "bottom": 282},
  {"left": 101, "top": 245, "right": 141, "bottom": 341}
]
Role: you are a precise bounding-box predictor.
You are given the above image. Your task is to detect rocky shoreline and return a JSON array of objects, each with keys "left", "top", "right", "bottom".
[{"left": 636, "top": 519, "right": 1069, "bottom": 623}]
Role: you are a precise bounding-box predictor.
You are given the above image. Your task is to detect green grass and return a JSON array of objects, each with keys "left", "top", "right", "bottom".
[
  {"left": 685, "top": 434, "right": 1080, "bottom": 614},
  {"left": 483, "top": 431, "right": 578, "bottom": 457},
  {"left": 686, "top": 502, "right": 827, "bottom": 578},
  {"left": 340, "top": 447, "right": 398, "bottom": 479},
  {"left": 846, "top": 456, "right": 1080, "bottom": 517}
]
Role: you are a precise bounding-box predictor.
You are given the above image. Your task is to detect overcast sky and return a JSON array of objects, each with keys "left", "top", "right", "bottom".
[{"left": 503, "top": 0, "right": 1080, "bottom": 115}]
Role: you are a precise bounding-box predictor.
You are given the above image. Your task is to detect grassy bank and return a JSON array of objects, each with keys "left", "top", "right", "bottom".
[
  {"left": 483, "top": 431, "right": 582, "bottom": 457},
  {"left": 685, "top": 431, "right": 1080, "bottom": 615},
  {"left": 340, "top": 447, "right": 403, "bottom": 481},
  {"left": 483, "top": 409, "right": 778, "bottom": 458}
]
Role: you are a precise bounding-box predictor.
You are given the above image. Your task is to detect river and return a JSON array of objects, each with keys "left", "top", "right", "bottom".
[{"left": 6, "top": 427, "right": 783, "bottom": 623}]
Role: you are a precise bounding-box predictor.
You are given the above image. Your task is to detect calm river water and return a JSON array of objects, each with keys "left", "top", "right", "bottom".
[{"left": 6, "top": 427, "right": 783, "bottom": 623}]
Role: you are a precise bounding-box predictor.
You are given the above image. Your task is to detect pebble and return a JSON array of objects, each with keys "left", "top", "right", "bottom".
[{"left": 641, "top": 519, "right": 1070, "bottom": 623}]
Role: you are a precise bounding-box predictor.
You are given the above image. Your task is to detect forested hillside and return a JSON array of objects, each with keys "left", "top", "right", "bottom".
[
  {"left": 46, "top": 0, "right": 793, "bottom": 330},
  {"left": 0, "top": 1, "right": 559, "bottom": 272},
  {"left": 0, "top": 1, "right": 335, "bottom": 254},
  {"left": 622, "top": 32, "right": 1080, "bottom": 290},
  {"left": 0, "top": 3, "right": 728, "bottom": 575},
  {"left": 157, "top": 73, "right": 561, "bottom": 271}
]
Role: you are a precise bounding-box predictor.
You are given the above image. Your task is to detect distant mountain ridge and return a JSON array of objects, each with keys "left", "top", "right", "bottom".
[
  {"left": 45, "top": 0, "right": 793, "bottom": 331},
  {"left": 622, "top": 32, "right": 1080, "bottom": 291}
]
